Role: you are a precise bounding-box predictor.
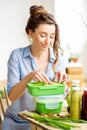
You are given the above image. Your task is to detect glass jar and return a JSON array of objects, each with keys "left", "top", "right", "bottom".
[
  {"left": 70, "top": 87, "right": 81, "bottom": 119},
  {"left": 71, "top": 80, "right": 80, "bottom": 88},
  {"left": 81, "top": 87, "right": 87, "bottom": 120},
  {"left": 67, "top": 80, "right": 80, "bottom": 111}
]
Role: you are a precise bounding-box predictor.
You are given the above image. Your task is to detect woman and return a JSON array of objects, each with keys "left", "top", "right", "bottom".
[{"left": 2, "top": 5, "right": 70, "bottom": 130}]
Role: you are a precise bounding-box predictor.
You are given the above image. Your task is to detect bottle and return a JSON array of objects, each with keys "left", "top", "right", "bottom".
[
  {"left": 70, "top": 81, "right": 81, "bottom": 119},
  {"left": 71, "top": 80, "right": 80, "bottom": 88},
  {"left": 71, "top": 80, "right": 82, "bottom": 100},
  {"left": 66, "top": 80, "right": 80, "bottom": 113},
  {"left": 81, "top": 87, "right": 87, "bottom": 120}
]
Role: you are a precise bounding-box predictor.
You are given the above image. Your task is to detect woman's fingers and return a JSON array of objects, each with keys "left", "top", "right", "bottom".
[
  {"left": 38, "top": 71, "right": 50, "bottom": 84},
  {"left": 39, "top": 70, "right": 50, "bottom": 84},
  {"left": 29, "top": 70, "right": 70, "bottom": 84},
  {"left": 54, "top": 71, "right": 63, "bottom": 83},
  {"left": 54, "top": 72, "right": 70, "bottom": 83},
  {"left": 30, "top": 70, "right": 50, "bottom": 84},
  {"left": 58, "top": 72, "right": 64, "bottom": 83},
  {"left": 63, "top": 73, "right": 70, "bottom": 82}
]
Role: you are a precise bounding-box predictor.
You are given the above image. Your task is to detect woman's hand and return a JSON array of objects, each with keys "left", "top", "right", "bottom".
[
  {"left": 29, "top": 70, "right": 50, "bottom": 84},
  {"left": 53, "top": 71, "right": 70, "bottom": 99},
  {"left": 53, "top": 71, "right": 70, "bottom": 83}
]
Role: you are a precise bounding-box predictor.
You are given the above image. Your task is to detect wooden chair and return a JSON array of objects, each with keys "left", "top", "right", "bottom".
[{"left": 0, "top": 80, "right": 10, "bottom": 122}]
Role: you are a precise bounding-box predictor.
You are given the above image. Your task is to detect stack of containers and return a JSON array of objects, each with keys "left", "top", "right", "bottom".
[{"left": 27, "top": 82, "right": 66, "bottom": 114}]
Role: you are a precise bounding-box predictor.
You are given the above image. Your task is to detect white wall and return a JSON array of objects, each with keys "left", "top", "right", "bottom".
[
  {"left": 54, "top": 0, "right": 87, "bottom": 79},
  {"left": 0, "top": 0, "right": 87, "bottom": 80},
  {"left": 30, "top": 0, "right": 54, "bottom": 14},
  {"left": 0, "top": 0, "right": 29, "bottom": 79},
  {"left": 0, "top": 0, "right": 54, "bottom": 80}
]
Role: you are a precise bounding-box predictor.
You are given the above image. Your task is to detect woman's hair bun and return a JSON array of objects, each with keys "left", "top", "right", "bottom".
[{"left": 30, "top": 5, "right": 47, "bottom": 16}]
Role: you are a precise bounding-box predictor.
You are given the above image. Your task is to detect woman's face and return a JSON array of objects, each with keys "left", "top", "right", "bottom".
[{"left": 29, "top": 24, "right": 55, "bottom": 50}]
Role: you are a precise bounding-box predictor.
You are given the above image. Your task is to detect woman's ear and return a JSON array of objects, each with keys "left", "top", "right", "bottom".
[{"left": 28, "top": 29, "right": 33, "bottom": 38}]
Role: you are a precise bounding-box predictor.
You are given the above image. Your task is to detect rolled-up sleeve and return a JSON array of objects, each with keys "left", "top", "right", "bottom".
[{"left": 7, "top": 50, "right": 20, "bottom": 93}]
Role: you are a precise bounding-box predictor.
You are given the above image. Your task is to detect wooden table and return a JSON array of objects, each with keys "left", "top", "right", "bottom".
[{"left": 18, "top": 101, "right": 87, "bottom": 130}]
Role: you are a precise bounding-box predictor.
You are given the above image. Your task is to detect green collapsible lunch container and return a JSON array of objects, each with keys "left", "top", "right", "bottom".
[
  {"left": 27, "top": 82, "right": 65, "bottom": 96},
  {"left": 35, "top": 95, "right": 64, "bottom": 114}
]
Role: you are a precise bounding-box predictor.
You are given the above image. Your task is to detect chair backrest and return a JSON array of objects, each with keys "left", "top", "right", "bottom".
[
  {"left": 0, "top": 80, "right": 10, "bottom": 122},
  {"left": 0, "top": 94, "right": 5, "bottom": 121}
]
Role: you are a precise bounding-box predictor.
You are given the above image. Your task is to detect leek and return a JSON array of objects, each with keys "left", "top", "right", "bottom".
[
  {"left": 22, "top": 111, "right": 79, "bottom": 130},
  {"left": 43, "top": 117, "right": 78, "bottom": 130},
  {"left": 50, "top": 116, "right": 87, "bottom": 123}
]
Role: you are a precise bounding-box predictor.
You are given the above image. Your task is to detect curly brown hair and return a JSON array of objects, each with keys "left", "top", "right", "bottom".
[{"left": 25, "top": 5, "right": 61, "bottom": 71}]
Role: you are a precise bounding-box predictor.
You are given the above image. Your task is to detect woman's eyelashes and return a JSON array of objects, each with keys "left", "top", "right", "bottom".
[{"left": 40, "top": 34, "right": 55, "bottom": 39}]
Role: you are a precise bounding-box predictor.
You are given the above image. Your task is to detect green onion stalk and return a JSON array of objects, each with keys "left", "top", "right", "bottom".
[
  {"left": 50, "top": 116, "right": 87, "bottom": 123},
  {"left": 22, "top": 111, "right": 83, "bottom": 130}
]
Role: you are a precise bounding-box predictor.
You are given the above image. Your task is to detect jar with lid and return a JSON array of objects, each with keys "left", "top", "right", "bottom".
[
  {"left": 81, "top": 87, "right": 87, "bottom": 120},
  {"left": 71, "top": 80, "right": 80, "bottom": 88},
  {"left": 67, "top": 80, "right": 81, "bottom": 113},
  {"left": 70, "top": 86, "right": 81, "bottom": 119}
]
